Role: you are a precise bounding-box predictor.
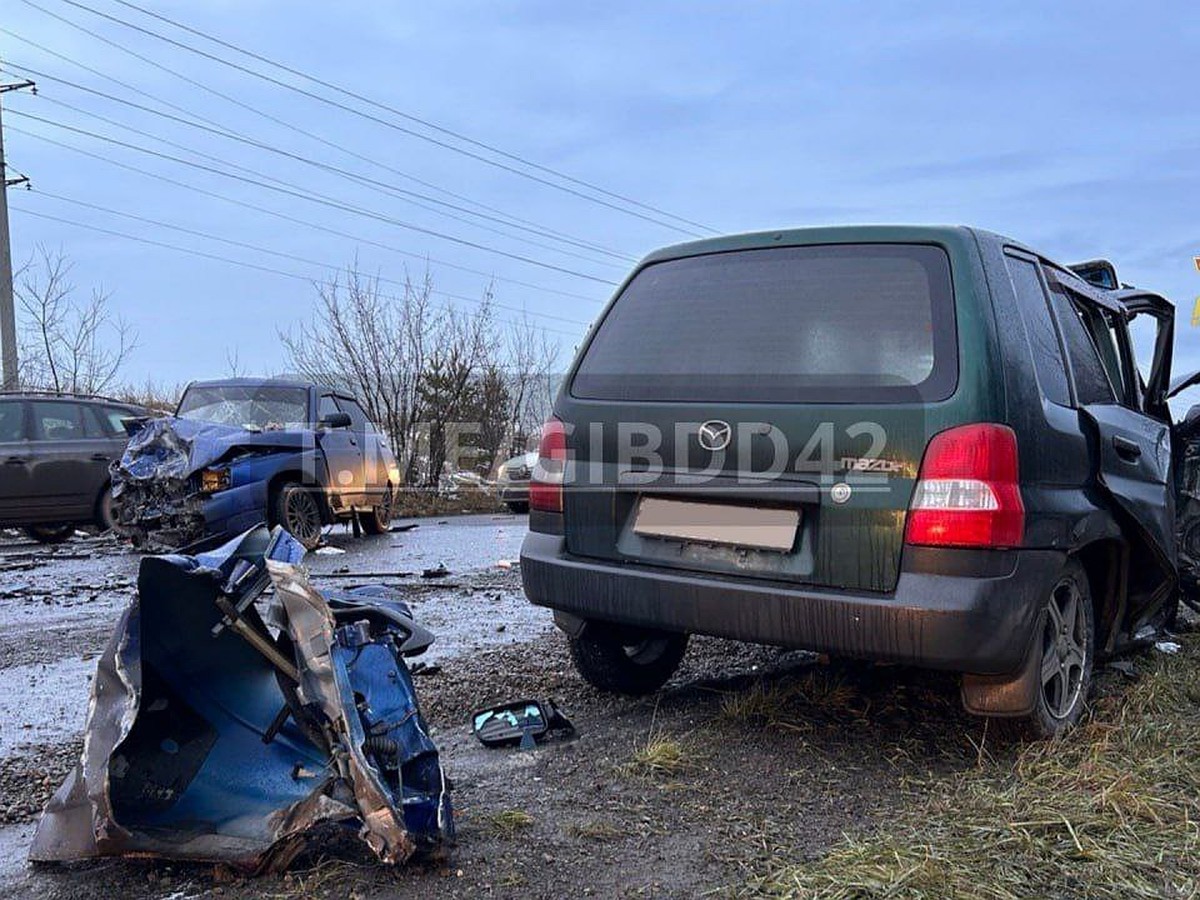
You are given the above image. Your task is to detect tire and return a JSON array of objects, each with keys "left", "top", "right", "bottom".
[
  {"left": 568, "top": 624, "right": 689, "bottom": 695},
  {"left": 361, "top": 486, "right": 394, "bottom": 535},
  {"left": 505, "top": 501, "right": 530, "bottom": 514},
  {"left": 1025, "top": 558, "right": 1094, "bottom": 738},
  {"left": 23, "top": 524, "right": 75, "bottom": 544},
  {"left": 94, "top": 484, "right": 115, "bottom": 533},
  {"left": 271, "top": 482, "right": 325, "bottom": 551}
]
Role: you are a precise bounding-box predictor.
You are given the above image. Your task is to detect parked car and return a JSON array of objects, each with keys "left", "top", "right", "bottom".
[
  {"left": 520, "top": 225, "right": 1184, "bottom": 737},
  {"left": 112, "top": 378, "right": 400, "bottom": 550},
  {"left": 0, "top": 391, "right": 150, "bottom": 542},
  {"left": 495, "top": 451, "right": 537, "bottom": 513}
]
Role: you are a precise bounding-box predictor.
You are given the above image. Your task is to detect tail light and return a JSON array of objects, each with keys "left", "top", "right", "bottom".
[
  {"left": 904, "top": 424, "right": 1024, "bottom": 549},
  {"left": 529, "top": 417, "right": 567, "bottom": 513}
]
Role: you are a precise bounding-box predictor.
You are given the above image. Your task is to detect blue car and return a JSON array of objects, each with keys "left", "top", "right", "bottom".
[{"left": 112, "top": 378, "right": 401, "bottom": 549}]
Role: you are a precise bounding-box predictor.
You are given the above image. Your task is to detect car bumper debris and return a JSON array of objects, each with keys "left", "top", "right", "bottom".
[{"left": 29, "top": 525, "right": 453, "bottom": 871}]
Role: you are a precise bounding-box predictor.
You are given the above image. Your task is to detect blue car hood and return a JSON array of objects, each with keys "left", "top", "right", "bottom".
[{"left": 114, "top": 417, "right": 309, "bottom": 483}]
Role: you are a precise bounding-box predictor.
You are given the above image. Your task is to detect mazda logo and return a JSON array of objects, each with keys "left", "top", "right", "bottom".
[{"left": 698, "top": 420, "right": 732, "bottom": 452}]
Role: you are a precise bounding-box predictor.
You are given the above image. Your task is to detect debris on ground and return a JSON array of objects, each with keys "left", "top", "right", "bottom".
[
  {"left": 313, "top": 545, "right": 346, "bottom": 555},
  {"left": 29, "top": 525, "right": 453, "bottom": 872},
  {"left": 390, "top": 523, "right": 420, "bottom": 533},
  {"left": 1155, "top": 640, "right": 1182, "bottom": 654},
  {"left": 472, "top": 700, "right": 576, "bottom": 750},
  {"left": 422, "top": 563, "right": 451, "bottom": 579}
]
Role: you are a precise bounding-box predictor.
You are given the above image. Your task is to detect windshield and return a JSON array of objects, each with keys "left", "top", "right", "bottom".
[{"left": 177, "top": 384, "right": 309, "bottom": 430}]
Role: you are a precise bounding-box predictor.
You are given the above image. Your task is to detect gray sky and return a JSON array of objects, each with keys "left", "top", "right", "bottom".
[{"left": 3, "top": 0, "right": 1198, "bottom": 389}]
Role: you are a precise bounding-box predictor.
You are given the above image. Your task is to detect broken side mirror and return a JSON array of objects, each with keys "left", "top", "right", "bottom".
[
  {"left": 471, "top": 699, "right": 575, "bottom": 749},
  {"left": 320, "top": 411, "right": 352, "bottom": 429}
]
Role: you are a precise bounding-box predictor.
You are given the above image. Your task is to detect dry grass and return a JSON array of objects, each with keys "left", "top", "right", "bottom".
[
  {"left": 719, "top": 667, "right": 864, "bottom": 727},
  {"left": 487, "top": 809, "right": 534, "bottom": 837},
  {"left": 751, "top": 639, "right": 1200, "bottom": 898},
  {"left": 569, "top": 820, "right": 624, "bottom": 841},
  {"left": 624, "top": 733, "right": 697, "bottom": 778}
]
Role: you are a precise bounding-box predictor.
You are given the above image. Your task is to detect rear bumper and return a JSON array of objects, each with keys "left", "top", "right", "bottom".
[
  {"left": 520, "top": 532, "right": 1062, "bottom": 675},
  {"left": 498, "top": 482, "right": 530, "bottom": 504}
]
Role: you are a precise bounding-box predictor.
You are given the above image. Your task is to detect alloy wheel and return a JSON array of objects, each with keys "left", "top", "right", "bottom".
[
  {"left": 284, "top": 489, "right": 323, "bottom": 546},
  {"left": 1040, "top": 578, "right": 1088, "bottom": 720}
]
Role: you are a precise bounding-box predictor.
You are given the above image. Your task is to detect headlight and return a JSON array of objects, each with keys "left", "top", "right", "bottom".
[{"left": 200, "top": 467, "right": 232, "bottom": 493}]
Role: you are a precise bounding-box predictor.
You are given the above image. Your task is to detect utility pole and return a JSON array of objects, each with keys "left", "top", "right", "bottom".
[{"left": 0, "top": 75, "right": 36, "bottom": 391}]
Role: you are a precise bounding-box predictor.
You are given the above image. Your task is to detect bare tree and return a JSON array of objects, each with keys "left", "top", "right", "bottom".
[
  {"left": 16, "top": 246, "right": 136, "bottom": 395},
  {"left": 502, "top": 313, "right": 560, "bottom": 457},
  {"left": 418, "top": 293, "right": 498, "bottom": 485},
  {"left": 280, "top": 261, "right": 438, "bottom": 483},
  {"left": 282, "top": 259, "right": 562, "bottom": 491}
]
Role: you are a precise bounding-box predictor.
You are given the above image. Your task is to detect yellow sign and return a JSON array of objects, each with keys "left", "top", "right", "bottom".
[{"left": 1193, "top": 297, "right": 1200, "bottom": 327}]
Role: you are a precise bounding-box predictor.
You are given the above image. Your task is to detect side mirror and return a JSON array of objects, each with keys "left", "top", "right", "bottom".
[
  {"left": 320, "top": 412, "right": 352, "bottom": 429},
  {"left": 471, "top": 699, "right": 575, "bottom": 749}
]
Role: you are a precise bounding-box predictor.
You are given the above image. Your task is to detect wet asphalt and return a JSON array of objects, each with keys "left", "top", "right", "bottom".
[{"left": 0, "top": 512, "right": 545, "bottom": 892}]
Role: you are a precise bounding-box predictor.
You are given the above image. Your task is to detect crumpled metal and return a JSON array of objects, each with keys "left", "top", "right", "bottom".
[
  {"left": 29, "top": 526, "right": 452, "bottom": 871},
  {"left": 111, "top": 417, "right": 308, "bottom": 497}
]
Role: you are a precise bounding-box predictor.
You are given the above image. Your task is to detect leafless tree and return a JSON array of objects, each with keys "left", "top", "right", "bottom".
[
  {"left": 16, "top": 246, "right": 136, "bottom": 395},
  {"left": 115, "top": 377, "right": 184, "bottom": 413},
  {"left": 280, "top": 262, "right": 438, "bottom": 483},
  {"left": 282, "top": 260, "right": 562, "bottom": 489}
]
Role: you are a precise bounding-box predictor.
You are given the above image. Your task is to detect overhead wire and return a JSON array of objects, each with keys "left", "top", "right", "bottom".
[
  {"left": 0, "top": 29, "right": 636, "bottom": 263},
  {"left": 7, "top": 77, "right": 630, "bottom": 270},
  {"left": 9, "top": 203, "right": 591, "bottom": 340},
  {"left": 7, "top": 107, "right": 622, "bottom": 285},
  {"left": 41, "top": 0, "right": 713, "bottom": 237},
  {"left": 23, "top": 186, "right": 594, "bottom": 328},
  {"left": 5, "top": 123, "right": 611, "bottom": 304}
]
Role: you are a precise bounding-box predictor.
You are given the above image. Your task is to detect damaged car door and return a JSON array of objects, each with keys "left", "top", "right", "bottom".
[
  {"left": 315, "top": 393, "right": 365, "bottom": 513},
  {"left": 1049, "top": 273, "right": 1177, "bottom": 624}
]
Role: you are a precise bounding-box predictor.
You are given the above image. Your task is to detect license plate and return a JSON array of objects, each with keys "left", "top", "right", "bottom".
[{"left": 632, "top": 497, "right": 799, "bottom": 552}]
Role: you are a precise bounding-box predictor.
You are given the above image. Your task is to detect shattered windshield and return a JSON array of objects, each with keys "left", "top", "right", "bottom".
[{"left": 177, "top": 384, "right": 309, "bottom": 431}]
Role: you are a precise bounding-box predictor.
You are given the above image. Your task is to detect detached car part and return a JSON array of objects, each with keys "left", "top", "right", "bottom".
[
  {"left": 29, "top": 525, "right": 452, "bottom": 871},
  {"left": 471, "top": 700, "right": 576, "bottom": 750}
]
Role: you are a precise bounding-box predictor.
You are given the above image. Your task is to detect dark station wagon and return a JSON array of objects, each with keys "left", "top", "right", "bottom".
[
  {"left": 521, "top": 225, "right": 1188, "bottom": 737},
  {"left": 0, "top": 392, "right": 149, "bottom": 542}
]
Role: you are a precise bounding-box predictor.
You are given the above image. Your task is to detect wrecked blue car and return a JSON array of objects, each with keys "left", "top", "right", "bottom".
[
  {"left": 112, "top": 379, "right": 401, "bottom": 549},
  {"left": 30, "top": 525, "right": 453, "bottom": 870}
]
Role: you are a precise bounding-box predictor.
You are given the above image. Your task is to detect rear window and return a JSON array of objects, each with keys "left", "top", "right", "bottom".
[{"left": 571, "top": 244, "right": 957, "bottom": 403}]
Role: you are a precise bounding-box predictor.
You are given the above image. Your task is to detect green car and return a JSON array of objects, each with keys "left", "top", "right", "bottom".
[{"left": 520, "top": 225, "right": 1182, "bottom": 737}]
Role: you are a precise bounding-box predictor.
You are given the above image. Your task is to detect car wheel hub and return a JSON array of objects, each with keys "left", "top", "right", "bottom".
[{"left": 1041, "top": 579, "right": 1087, "bottom": 720}]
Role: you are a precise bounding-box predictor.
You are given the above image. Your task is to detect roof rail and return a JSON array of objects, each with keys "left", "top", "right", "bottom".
[{"left": 0, "top": 388, "right": 140, "bottom": 406}]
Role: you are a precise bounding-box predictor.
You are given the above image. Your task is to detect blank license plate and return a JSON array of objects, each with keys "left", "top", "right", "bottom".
[{"left": 633, "top": 497, "right": 799, "bottom": 552}]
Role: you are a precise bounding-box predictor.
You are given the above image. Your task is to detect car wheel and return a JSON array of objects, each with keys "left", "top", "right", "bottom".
[
  {"left": 23, "top": 524, "right": 75, "bottom": 544},
  {"left": 361, "top": 486, "right": 394, "bottom": 535},
  {"left": 1026, "top": 559, "right": 1094, "bottom": 738},
  {"left": 505, "top": 501, "right": 530, "bottom": 514},
  {"left": 94, "top": 484, "right": 116, "bottom": 533},
  {"left": 272, "top": 482, "right": 324, "bottom": 550},
  {"left": 568, "top": 624, "right": 689, "bottom": 695}
]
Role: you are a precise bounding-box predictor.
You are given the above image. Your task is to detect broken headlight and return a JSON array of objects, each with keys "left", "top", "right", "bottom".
[{"left": 200, "top": 466, "right": 232, "bottom": 494}]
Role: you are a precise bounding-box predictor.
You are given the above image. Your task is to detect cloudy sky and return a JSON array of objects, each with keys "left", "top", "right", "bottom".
[{"left": 2, "top": 0, "right": 1198, "bottom": 390}]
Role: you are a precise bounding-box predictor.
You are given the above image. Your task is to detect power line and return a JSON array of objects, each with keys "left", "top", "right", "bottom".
[
  {"left": 9, "top": 202, "right": 588, "bottom": 339},
  {"left": 107, "top": 0, "right": 716, "bottom": 235},
  {"left": 39, "top": 0, "right": 712, "bottom": 237},
  {"left": 26, "top": 186, "right": 593, "bottom": 328},
  {"left": 7, "top": 107, "right": 622, "bottom": 285},
  {"left": 0, "top": 31, "right": 636, "bottom": 263},
  {"left": 12, "top": 79, "right": 629, "bottom": 270},
  {"left": 7, "top": 123, "right": 609, "bottom": 304}
]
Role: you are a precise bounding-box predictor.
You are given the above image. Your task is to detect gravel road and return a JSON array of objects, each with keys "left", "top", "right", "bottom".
[{"left": 0, "top": 515, "right": 1002, "bottom": 899}]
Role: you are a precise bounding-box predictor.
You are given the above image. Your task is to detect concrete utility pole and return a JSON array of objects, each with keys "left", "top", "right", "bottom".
[{"left": 0, "top": 76, "right": 36, "bottom": 391}]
